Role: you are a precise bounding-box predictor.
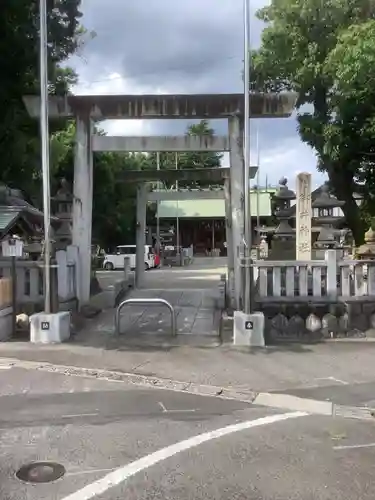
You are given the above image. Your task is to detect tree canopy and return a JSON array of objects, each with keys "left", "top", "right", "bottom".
[
  {"left": 250, "top": 0, "right": 375, "bottom": 243},
  {"left": 0, "top": 0, "right": 82, "bottom": 202}
]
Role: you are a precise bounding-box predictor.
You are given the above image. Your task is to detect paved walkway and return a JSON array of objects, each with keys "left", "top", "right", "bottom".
[
  {"left": 117, "top": 288, "right": 220, "bottom": 336},
  {"left": 88, "top": 257, "right": 226, "bottom": 347}
]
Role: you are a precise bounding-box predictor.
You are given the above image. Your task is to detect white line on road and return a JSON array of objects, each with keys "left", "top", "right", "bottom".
[
  {"left": 61, "top": 413, "right": 99, "bottom": 419},
  {"left": 316, "top": 377, "right": 349, "bottom": 385},
  {"left": 61, "top": 411, "right": 307, "bottom": 500},
  {"left": 333, "top": 442, "right": 375, "bottom": 451},
  {"left": 158, "top": 401, "right": 167, "bottom": 412},
  {"left": 67, "top": 468, "right": 117, "bottom": 477},
  {"left": 158, "top": 401, "right": 197, "bottom": 413}
]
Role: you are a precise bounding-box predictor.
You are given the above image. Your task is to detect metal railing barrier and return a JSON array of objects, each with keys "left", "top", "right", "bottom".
[{"left": 115, "top": 297, "right": 177, "bottom": 336}]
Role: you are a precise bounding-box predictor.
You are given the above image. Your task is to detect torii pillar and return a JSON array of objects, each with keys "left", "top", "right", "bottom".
[
  {"left": 228, "top": 116, "right": 244, "bottom": 310},
  {"left": 72, "top": 113, "right": 93, "bottom": 306}
]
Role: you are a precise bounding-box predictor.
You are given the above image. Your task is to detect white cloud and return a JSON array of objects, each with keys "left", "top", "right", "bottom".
[
  {"left": 256, "top": 139, "right": 326, "bottom": 188},
  {"left": 69, "top": 0, "right": 322, "bottom": 186}
]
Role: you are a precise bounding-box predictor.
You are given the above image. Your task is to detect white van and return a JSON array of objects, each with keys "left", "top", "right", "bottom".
[{"left": 102, "top": 245, "right": 154, "bottom": 271}]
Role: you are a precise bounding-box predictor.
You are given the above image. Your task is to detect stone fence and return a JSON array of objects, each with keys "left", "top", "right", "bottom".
[
  {"left": 253, "top": 249, "right": 375, "bottom": 341},
  {"left": 0, "top": 246, "right": 78, "bottom": 315}
]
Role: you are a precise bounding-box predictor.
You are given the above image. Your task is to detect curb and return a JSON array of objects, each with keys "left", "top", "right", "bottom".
[{"left": 1, "top": 356, "right": 375, "bottom": 422}]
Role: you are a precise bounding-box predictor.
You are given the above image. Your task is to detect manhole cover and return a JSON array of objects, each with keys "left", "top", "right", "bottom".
[{"left": 16, "top": 462, "right": 66, "bottom": 483}]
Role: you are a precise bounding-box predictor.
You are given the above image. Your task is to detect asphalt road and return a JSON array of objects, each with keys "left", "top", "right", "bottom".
[{"left": 2, "top": 365, "right": 375, "bottom": 499}]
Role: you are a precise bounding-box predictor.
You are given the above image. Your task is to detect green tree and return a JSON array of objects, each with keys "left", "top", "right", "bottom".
[
  {"left": 0, "top": 1, "right": 83, "bottom": 201},
  {"left": 325, "top": 20, "right": 375, "bottom": 226},
  {"left": 250, "top": 0, "right": 375, "bottom": 243}
]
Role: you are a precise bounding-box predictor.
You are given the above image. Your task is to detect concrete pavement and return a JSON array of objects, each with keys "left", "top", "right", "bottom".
[
  {"left": 91, "top": 258, "right": 225, "bottom": 347},
  {"left": 2, "top": 364, "right": 375, "bottom": 499},
  {"left": 1, "top": 341, "right": 375, "bottom": 397}
]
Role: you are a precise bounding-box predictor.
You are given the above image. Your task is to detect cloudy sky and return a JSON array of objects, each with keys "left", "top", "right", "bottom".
[{"left": 69, "top": 0, "right": 324, "bottom": 188}]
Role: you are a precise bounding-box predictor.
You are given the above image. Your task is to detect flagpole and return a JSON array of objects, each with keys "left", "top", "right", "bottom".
[
  {"left": 156, "top": 152, "right": 160, "bottom": 246},
  {"left": 243, "top": 0, "right": 252, "bottom": 314},
  {"left": 175, "top": 153, "right": 180, "bottom": 258},
  {"left": 256, "top": 126, "right": 260, "bottom": 242},
  {"left": 39, "top": 0, "right": 52, "bottom": 313}
]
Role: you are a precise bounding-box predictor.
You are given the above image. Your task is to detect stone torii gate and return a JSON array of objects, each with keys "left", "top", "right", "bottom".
[
  {"left": 92, "top": 133, "right": 257, "bottom": 305},
  {"left": 23, "top": 93, "right": 296, "bottom": 308},
  {"left": 120, "top": 166, "right": 254, "bottom": 294}
]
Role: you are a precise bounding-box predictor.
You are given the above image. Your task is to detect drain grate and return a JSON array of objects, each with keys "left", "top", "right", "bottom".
[{"left": 16, "top": 462, "right": 66, "bottom": 483}]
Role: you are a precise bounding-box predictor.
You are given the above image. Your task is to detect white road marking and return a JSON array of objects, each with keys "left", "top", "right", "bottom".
[
  {"left": 61, "top": 413, "right": 99, "bottom": 419},
  {"left": 316, "top": 377, "right": 349, "bottom": 385},
  {"left": 61, "top": 411, "right": 307, "bottom": 500},
  {"left": 158, "top": 401, "right": 167, "bottom": 412},
  {"left": 333, "top": 442, "right": 375, "bottom": 451},
  {"left": 67, "top": 468, "right": 117, "bottom": 477},
  {"left": 158, "top": 401, "right": 197, "bottom": 413}
]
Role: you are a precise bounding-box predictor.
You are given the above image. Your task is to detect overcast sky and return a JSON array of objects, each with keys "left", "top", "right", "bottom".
[{"left": 69, "top": 0, "right": 324, "bottom": 188}]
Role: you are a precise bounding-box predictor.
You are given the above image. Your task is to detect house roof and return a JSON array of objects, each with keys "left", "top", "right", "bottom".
[
  {"left": 157, "top": 190, "right": 274, "bottom": 218},
  {"left": 0, "top": 208, "right": 21, "bottom": 232}
]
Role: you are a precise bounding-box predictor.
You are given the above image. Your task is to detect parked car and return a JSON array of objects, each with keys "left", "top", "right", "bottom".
[{"left": 102, "top": 245, "right": 155, "bottom": 271}]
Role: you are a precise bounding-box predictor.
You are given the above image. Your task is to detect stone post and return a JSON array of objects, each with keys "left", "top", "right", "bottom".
[
  {"left": 296, "top": 172, "right": 312, "bottom": 260},
  {"left": 224, "top": 177, "right": 235, "bottom": 308},
  {"left": 135, "top": 183, "right": 147, "bottom": 288},
  {"left": 72, "top": 114, "right": 93, "bottom": 307},
  {"left": 228, "top": 116, "right": 244, "bottom": 310}
]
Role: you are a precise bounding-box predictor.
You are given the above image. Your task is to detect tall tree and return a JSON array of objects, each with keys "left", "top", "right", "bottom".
[
  {"left": 249, "top": 0, "right": 375, "bottom": 243},
  {"left": 325, "top": 19, "right": 375, "bottom": 226},
  {"left": 0, "top": 1, "right": 82, "bottom": 201}
]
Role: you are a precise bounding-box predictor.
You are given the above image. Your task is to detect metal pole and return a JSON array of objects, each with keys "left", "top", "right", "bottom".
[
  {"left": 39, "top": 0, "right": 52, "bottom": 313},
  {"left": 243, "top": 0, "right": 252, "bottom": 314},
  {"left": 156, "top": 152, "right": 160, "bottom": 246},
  {"left": 11, "top": 256, "right": 17, "bottom": 336},
  {"left": 256, "top": 126, "right": 260, "bottom": 244},
  {"left": 175, "top": 153, "right": 180, "bottom": 256}
]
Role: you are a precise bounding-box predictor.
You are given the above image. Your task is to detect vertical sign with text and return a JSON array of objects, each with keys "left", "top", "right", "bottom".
[{"left": 296, "top": 172, "right": 312, "bottom": 260}]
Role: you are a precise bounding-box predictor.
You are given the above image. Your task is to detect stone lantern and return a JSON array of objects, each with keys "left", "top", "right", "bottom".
[
  {"left": 267, "top": 177, "right": 296, "bottom": 260},
  {"left": 312, "top": 183, "right": 345, "bottom": 258},
  {"left": 357, "top": 225, "right": 375, "bottom": 260}
]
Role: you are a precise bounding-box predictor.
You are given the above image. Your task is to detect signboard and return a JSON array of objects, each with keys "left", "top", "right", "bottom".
[
  {"left": 1, "top": 237, "right": 24, "bottom": 258},
  {"left": 41, "top": 322, "right": 50, "bottom": 331},
  {"left": 245, "top": 320, "right": 253, "bottom": 330}
]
